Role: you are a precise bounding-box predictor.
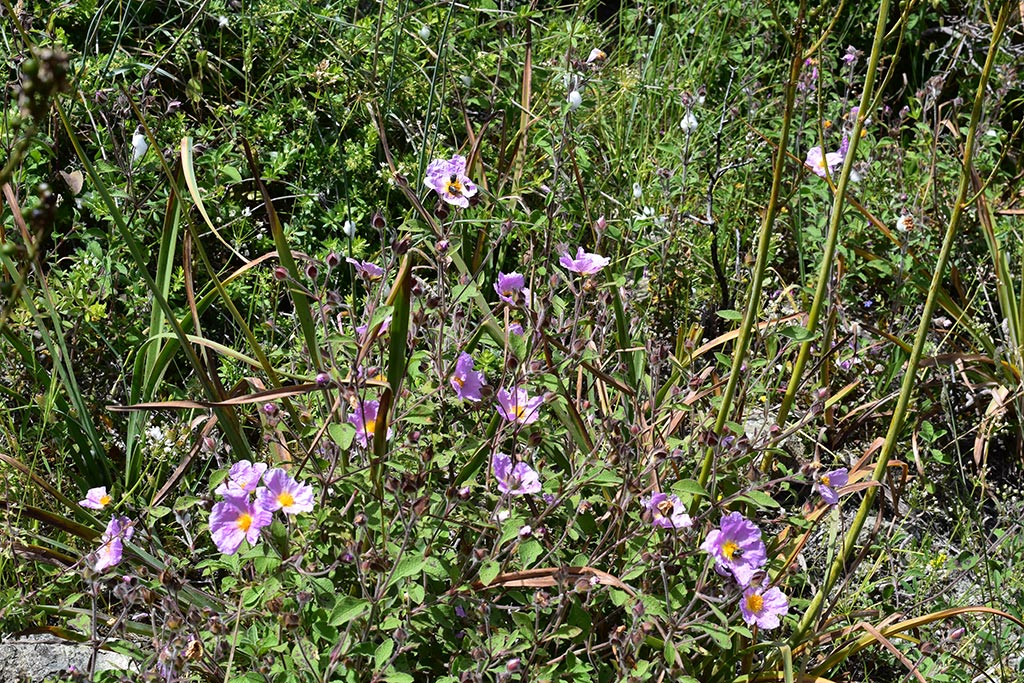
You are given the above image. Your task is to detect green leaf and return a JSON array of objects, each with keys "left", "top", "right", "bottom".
[
  {"left": 478, "top": 560, "right": 500, "bottom": 586},
  {"left": 329, "top": 597, "right": 370, "bottom": 626},
  {"left": 384, "top": 673, "right": 415, "bottom": 683},
  {"left": 777, "top": 325, "right": 819, "bottom": 342},
  {"left": 374, "top": 638, "right": 395, "bottom": 669},
  {"left": 328, "top": 423, "right": 356, "bottom": 450},
  {"left": 738, "top": 490, "right": 781, "bottom": 508},
  {"left": 387, "top": 554, "right": 426, "bottom": 589},
  {"left": 716, "top": 309, "right": 743, "bottom": 321},
  {"left": 519, "top": 538, "right": 543, "bottom": 567},
  {"left": 369, "top": 305, "right": 395, "bottom": 333},
  {"left": 671, "top": 479, "right": 708, "bottom": 498}
]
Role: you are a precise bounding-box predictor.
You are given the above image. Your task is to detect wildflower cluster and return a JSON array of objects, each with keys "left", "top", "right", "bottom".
[
  {"left": 208, "top": 460, "right": 314, "bottom": 555},
  {"left": 79, "top": 487, "right": 134, "bottom": 573}
]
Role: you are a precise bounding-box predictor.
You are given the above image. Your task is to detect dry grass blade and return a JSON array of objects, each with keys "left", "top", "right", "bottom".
[{"left": 472, "top": 566, "right": 636, "bottom": 597}]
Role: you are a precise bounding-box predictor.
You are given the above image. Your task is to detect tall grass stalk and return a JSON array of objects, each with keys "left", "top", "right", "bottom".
[
  {"left": 775, "top": 0, "right": 895, "bottom": 427},
  {"left": 790, "top": 0, "right": 1013, "bottom": 643},
  {"left": 694, "top": 5, "right": 805, "bottom": 497}
]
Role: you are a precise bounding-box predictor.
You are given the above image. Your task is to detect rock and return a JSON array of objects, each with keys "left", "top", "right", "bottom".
[{"left": 0, "top": 634, "right": 135, "bottom": 682}]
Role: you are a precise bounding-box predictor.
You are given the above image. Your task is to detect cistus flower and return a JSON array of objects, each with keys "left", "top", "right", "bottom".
[
  {"left": 586, "top": 48, "right": 606, "bottom": 63},
  {"left": 700, "top": 511, "right": 768, "bottom": 586},
  {"left": 494, "top": 271, "right": 527, "bottom": 306},
  {"left": 348, "top": 399, "right": 392, "bottom": 447},
  {"left": 346, "top": 258, "right": 385, "bottom": 280},
  {"left": 560, "top": 247, "right": 611, "bottom": 275},
  {"left": 214, "top": 461, "right": 268, "bottom": 498},
  {"left": 739, "top": 584, "right": 789, "bottom": 630},
  {"left": 450, "top": 352, "right": 485, "bottom": 401},
  {"left": 94, "top": 516, "right": 134, "bottom": 572},
  {"left": 492, "top": 453, "right": 542, "bottom": 495},
  {"left": 496, "top": 387, "right": 544, "bottom": 425},
  {"left": 255, "top": 469, "right": 315, "bottom": 515},
  {"left": 209, "top": 495, "right": 272, "bottom": 555},
  {"left": 814, "top": 467, "right": 849, "bottom": 505},
  {"left": 805, "top": 145, "right": 844, "bottom": 178},
  {"left": 424, "top": 155, "right": 478, "bottom": 208},
  {"left": 79, "top": 486, "right": 112, "bottom": 510},
  {"left": 641, "top": 492, "right": 693, "bottom": 529}
]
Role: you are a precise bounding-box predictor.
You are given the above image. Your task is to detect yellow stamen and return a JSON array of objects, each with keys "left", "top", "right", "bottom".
[
  {"left": 722, "top": 540, "right": 740, "bottom": 560},
  {"left": 454, "top": 375, "right": 465, "bottom": 388},
  {"left": 445, "top": 179, "right": 464, "bottom": 196},
  {"left": 236, "top": 513, "right": 253, "bottom": 532},
  {"left": 745, "top": 593, "right": 764, "bottom": 614},
  {"left": 821, "top": 475, "right": 831, "bottom": 487},
  {"left": 278, "top": 492, "right": 295, "bottom": 508},
  {"left": 513, "top": 405, "right": 526, "bottom": 420},
  {"left": 365, "top": 418, "right": 376, "bottom": 435},
  {"left": 99, "top": 494, "right": 112, "bottom": 507}
]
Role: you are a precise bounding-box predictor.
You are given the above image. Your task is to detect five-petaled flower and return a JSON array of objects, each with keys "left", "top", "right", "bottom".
[
  {"left": 94, "top": 516, "right": 134, "bottom": 572},
  {"left": 641, "top": 492, "right": 693, "bottom": 529},
  {"left": 214, "top": 460, "right": 268, "bottom": 498},
  {"left": 494, "top": 272, "right": 528, "bottom": 306},
  {"left": 805, "top": 145, "right": 844, "bottom": 178},
  {"left": 424, "top": 155, "right": 478, "bottom": 208},
  {"left": 496, "top": 387, "right": 544, "bottom": 425},
  {"left": 349, "top": 399, "right": 391, "bottom": 447},
  {"left": 560, "top": 247, "right": 611, "bottom": 276},
  {"left": 80, "top": 486, "right": 112, "bottom": 510},
  {"left": 209, "top": 495, "right": 272, "bottom": 555},
  {"left": 700, "top": 511, "right": 768, "bottom": 586},
  {"left": 492, "top": 453, "right": 542, "bottom": 495},
  {"left": 256, "top": 468, "right": 315, "bottom": 515},
  {"left": 814, "top": 467, "right": 849, "bottom": 505},
  {"left": 451, "top": 352, "right": 485, "bottom": 402},
  {"left": 346, "top": 258, "right": 385, "bottom": 280},
  {"left": 739, "top": 584, "right": 789, "bottom": 630}
]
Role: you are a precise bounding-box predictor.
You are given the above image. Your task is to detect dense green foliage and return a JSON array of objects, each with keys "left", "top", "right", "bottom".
[{"left": 3, "top": 0, "right": 1024, "bottom": 681}]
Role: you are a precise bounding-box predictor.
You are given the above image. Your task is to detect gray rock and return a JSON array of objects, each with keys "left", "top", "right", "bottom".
[{"left": 0, "top": 634, "right": 135, "bottom": 682}]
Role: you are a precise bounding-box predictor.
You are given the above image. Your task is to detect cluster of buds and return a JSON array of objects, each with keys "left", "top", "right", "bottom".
[{"left": 18, "top": 47, "right": 70, "bottom": 124}]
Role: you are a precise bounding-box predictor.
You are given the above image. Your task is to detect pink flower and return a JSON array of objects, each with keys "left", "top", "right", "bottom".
[
  {"left": 494, "top": 272, "right": 527, "bottom": 306},
  {"left": 496, "top": 387, "right": 544, "bottom": 425},
  {"left": 450, "top": 352, "right": 485, "bottom": 401},
  {"left": 79, "top": 486, "right": 112, "bottom": 510},
  {"left": 209, "top": 495, "right": 272, "bottom": 555},
  {"left": 560, "top": 247, "right": 610, "bottom": 275},
  {"left": 355, "top": 315, "right": 391, "bottom": 339},
  {"left": 345, "top": 258, "right": 385, "bottom": 280},
  {"left": 255, "top": 469, "right": 315, "bottom": 515},
  {"left": 814, "top": 468, "right": 849, "bottom": 505},
  {"left": 739, "top": 584, "right": 789, "bottom": 630},
  {"left": 423, "top": 155, "right": 478, "bottom": 208},
  {"left": 214, "top": 461, "right": 268, "bottom": 497},
  {"left": 805, "top": 145, "right": 844, "bottom": 178},
  {"left": 492, "top": 453, "right": 542, "bottom": 495},
  {"left": 93, "top": 516, "right": 134, "bottom": 572},
  {"left": 700, "top": 511, "right": 767, "bottom": 586},
  {"left": 348, "top": 399, "right": 392, "bottom": 447},
  {"left": 641, "top": 492, "right": 693, "bottom": 529}
]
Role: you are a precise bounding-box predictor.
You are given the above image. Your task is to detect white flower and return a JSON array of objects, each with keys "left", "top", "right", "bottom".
[
  {"left": 586, "top": 48, "right": 606, "bottom": 63},
  {"left": 343, "top": 220, "right": 356, "bottom": 239},
  {"left": 418, "top": 25, "right": 431, "bottom": 41},
  {"left": 895, "top": 215, "right": 914, "bottom": 233},
  {"left": 568, "top": 90, "right": 582, "bottom": 110},
  {"left": 131, "top": 128, "right": 148, "bottom": 162},
  {"left": 460, "top": 74, "right": 472, "bottom": 88},
  {"left": 632, "top": 182, "right": 642, "bottom": 199},
  {"left": 218, "top": 15, "right": 229, "bottom": 28},
  {"left": 679, "top": 112, "right": 698, "bottom": 133}
]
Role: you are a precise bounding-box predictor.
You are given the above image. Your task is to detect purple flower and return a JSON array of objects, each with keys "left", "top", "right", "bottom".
[
  {"left": 641, "top": 492, "right": 693, "bottom": 529},
  {"left": 80, "top": 486, "right": 112, "bottom": 510},
  {"left": 214, "top": 461, "right": 268, "bottom": 497},
  {"left": 814, "top": 468, "right": 849, "bottom": 505},
  {"left": 842, "top": 45, "right": 859, "bottom": 65},
  {"left": 560, "top": 247, "right": 610, "bottom": 275},
  {"left": 508, "top": 322, "right": 524, "bottom": 336},
  {"left": 739, "top": 584, "right": 789, "bottom": 630},
  {"left": 348, "top": 399, "right": 392, "bottom": 447},
  {"left": 345, "top": 258, "right": 385, "bottom": 280},
  {"left": 492, "top": 453, "right": 542, "bottom": 495},
  {"left": 424, "top": 155, "right": 478, "bottom": 208},
  {"left": 496, "top": 387, "right": 544, "bottom": 425},
  {"left": 494, "top": 272, "right": 526, "bottom": 306},
  {"left": 450, "top": 352, "right": 485, "bottom": 401},
  {"left": 805, "top": 145, "right": 844, "bottom": 178},
  {"left": 93, "top": 516, "right": 134, "bottom": 572},
  {"left": 255, "top": 468, "right": 315, "bottom": 515},
  {"left": 209, "top": 495, "right": 272, "bottom": 555},
  {"left": 700, "top": 512, "right": 767, "bottom": 586}
]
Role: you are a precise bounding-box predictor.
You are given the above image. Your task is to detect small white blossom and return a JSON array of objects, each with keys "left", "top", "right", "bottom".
[
  {"left": 418, "top": 25, "right": 431, "bottom": 41},
  {"left": 131, "top": 128, "right": 148, "bottom": 162},
  {"left": 632, "top": 182, "right": 642, "bottom": 199},
  {"left": 343, "top": 220, "right": 356, "bottom": 239},
  {"left": 679, "top": 112, "right": 698, "bottom": 133},
  {"left": 218, "top": 15, "right": 229, "bottom": 28},
  {"left": 568, "top": 90, "right": 582, "bottom": 110}
]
